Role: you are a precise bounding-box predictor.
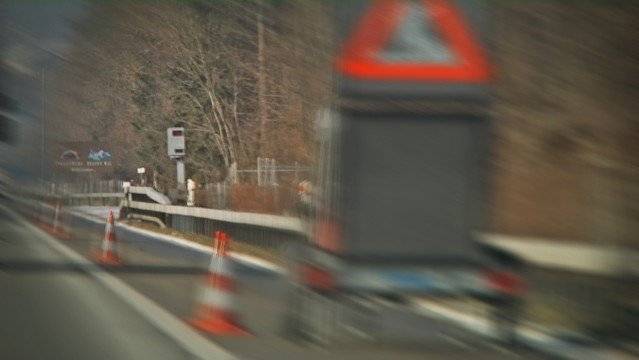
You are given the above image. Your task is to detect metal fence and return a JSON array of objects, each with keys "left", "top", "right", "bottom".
[
  {"left": 233, "top": 157, "right": 313, "bottom": 186},
  {"left": 46, "top": 179, "right": 124, "bottom": 195},
  {"left": 44, "top": 157, "right": 314, "bottom": 215}
]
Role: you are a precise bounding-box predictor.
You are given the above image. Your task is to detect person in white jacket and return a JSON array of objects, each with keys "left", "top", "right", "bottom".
[{"left": 187, "top": 178, "right": 196, "bottom": 207}]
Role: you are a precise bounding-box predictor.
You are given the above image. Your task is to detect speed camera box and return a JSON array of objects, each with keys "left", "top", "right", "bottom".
[{"left": 167, "top": 127, "right": 185, "bottom": 158}]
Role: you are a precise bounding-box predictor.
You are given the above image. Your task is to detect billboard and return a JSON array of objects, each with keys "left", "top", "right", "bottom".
[{"left": 54, "top": 142, "right": 113, "bottom": 173}]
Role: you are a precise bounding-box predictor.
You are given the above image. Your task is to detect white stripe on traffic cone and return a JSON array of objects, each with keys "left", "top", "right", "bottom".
[{"left": 189, "top": 231, "right": 249, "bottom": 335}]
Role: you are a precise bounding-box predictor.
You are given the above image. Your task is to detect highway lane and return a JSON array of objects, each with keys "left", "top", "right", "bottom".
[
  {"left": 49, "top": 207, "right": 542, "bottom": 359},
  {"left": 0, "top": 202, "right": 231, "bottom": 360}
]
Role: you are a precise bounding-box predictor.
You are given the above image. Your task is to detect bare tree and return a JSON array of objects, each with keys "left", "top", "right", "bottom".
[{"left": 48, "top": 0, "right": 333, "bottom": 184}]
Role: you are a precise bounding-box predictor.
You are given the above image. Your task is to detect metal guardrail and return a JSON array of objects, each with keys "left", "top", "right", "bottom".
[
  {"left": 121, "top": 199, "right": 639, "bottom": 276},
  {"left": 8, "top": 186, "right": 638, "bottom": 277},
  {"left": 126, "top": 200, "right": 303, "bottom": 233},
  {"left": 65, "top": 192, "right": 123, "bottom": 206},
  {"left": 127, "top": 186, "right": 171, "bottom": 205},
  {"left": 123, "top": 200, "right": 306, "bottom": 251},
  {"left": 69, "top": 192, "right": 124, "bottom": 198},
  {"left": 10, "top": 184, "right": 305, "bottom": 251}
]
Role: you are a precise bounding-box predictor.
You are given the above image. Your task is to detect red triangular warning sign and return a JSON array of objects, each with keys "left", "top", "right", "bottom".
[{"left": 336, "top": 0, "right": 490, "bottom": 83}]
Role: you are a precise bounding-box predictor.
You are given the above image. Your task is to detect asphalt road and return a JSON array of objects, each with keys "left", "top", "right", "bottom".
[
  {"left": 5, "top": 201, "right": 543, "bottom": 359},
  {"left": 0, "top": 202, "right": 232, "bottom": 360}
]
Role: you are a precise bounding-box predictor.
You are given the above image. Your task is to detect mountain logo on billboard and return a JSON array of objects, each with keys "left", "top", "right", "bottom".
[
  {"left": 54, "top": 143, "right": 113, "bottom": 171},
  {"left": 60, "top": 149, "right": 80, "bottom": 161},
  {"left": 88, "top": 150, "right": 112, "bottom": 162}
]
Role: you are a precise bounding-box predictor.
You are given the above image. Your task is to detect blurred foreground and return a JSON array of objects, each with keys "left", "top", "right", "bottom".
[{"left": 2, "top": 1, "right": 639, "bottom": 359}]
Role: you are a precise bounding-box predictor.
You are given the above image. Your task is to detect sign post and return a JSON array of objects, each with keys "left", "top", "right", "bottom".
[
  {"left": 137, "top": 167, "right": 146, "bottom": 186},
  {"left": 176, "top": 160, "right": 185, "bottom": 188}
]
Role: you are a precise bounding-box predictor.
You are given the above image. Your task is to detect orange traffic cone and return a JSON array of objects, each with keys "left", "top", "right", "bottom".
[
  {"left": 189, "top": 231, "right": 250, "bottom": 336},
  {"left": 93, "top": 210, "right": 121, "bottom": 265}
]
